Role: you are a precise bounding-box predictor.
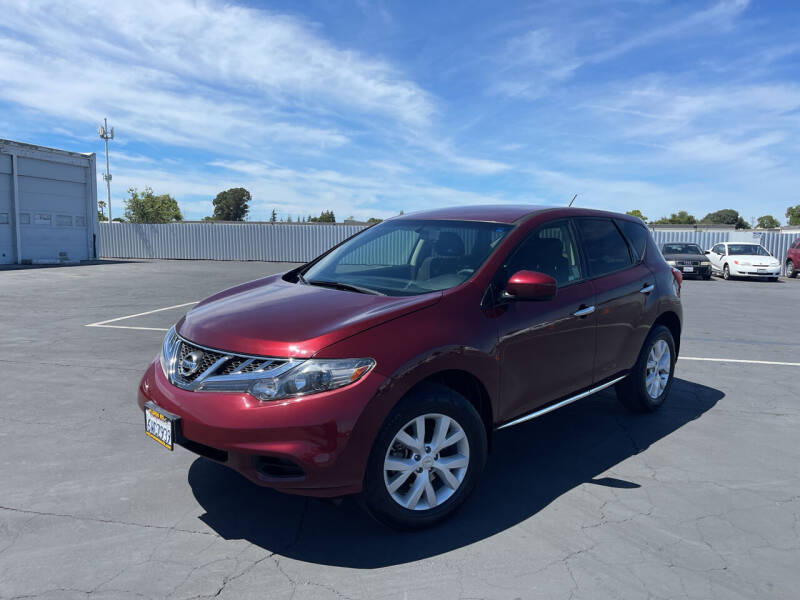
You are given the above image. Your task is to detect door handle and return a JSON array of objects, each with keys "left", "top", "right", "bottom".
[
  {"left": 640, "top": 284, "right": 655, "bottom": 294},
  {"left": 573, "top": 305, "right": 595, "bottom": 317}
]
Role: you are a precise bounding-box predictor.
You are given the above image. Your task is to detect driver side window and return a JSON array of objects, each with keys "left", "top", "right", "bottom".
[{"left": 501, "top": 220, "right": 582, "bottom": 288}]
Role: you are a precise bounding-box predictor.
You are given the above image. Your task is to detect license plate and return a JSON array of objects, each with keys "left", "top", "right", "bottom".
[
  {"left": 144, "top": 401, "right": 178, "bottom": 451},
  {"left": 757, "top": 268, "right": 766, "bottom": 273},
  {"left": 683, "top": 266, "right": 694, "bottom": 272}
]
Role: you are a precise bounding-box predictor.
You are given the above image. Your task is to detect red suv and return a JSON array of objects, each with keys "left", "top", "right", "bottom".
[
  {"left": 139, "top": 205, "right": 682, "bottom": 529},
  {"left": 786, "top": 239, "right": 800, "bottom": 278}
]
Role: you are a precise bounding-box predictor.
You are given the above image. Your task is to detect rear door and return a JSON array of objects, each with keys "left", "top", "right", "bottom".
[
  {"left": 495, "top": 219, "right": 596, "bottom": 422},
  {"left": 574, "top": 217, "right": 655, "bottom": 382}
]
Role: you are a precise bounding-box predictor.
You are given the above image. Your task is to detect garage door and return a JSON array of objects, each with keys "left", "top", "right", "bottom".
[{"left": 17, "top": 157, "right": 93, "bottom": 262}]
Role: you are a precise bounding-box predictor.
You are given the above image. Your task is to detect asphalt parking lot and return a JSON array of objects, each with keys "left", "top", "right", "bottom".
[{"left": 1, "top": 260, "right": 799, "bottom": 600}]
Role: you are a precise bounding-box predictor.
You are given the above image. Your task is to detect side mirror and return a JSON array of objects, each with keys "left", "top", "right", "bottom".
[
  {"left": 704, "top": 250, "right": 710, "bottom": 254},
  {"left": 506, "top": 270, "right": 557, "bottom": 301}
]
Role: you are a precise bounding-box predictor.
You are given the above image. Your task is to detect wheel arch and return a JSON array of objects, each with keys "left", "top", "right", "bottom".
[
  {"left": 408, "top": 370, "right": 495, "bottom": 450},
  {"left": 652, "top": 311, "right": 681, "bottom": 356}
]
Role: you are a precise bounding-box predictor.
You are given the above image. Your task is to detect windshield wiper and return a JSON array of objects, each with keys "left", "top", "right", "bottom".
[{"left": 306, "top": 279, "right": 385, "bottom": 295}]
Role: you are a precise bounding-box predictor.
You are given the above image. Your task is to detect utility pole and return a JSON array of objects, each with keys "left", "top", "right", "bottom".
[{"left": 98, "top": 118, "right": 114, "bottom": 221}]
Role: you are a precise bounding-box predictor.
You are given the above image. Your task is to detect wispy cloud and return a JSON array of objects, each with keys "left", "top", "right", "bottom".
[{"left": 492, "top": 1, "right": 751, "bottom": 99}]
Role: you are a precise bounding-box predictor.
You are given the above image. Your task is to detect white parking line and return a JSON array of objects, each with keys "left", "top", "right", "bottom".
[
  {"left": 86, "top": 301, "right": 199, "bottom": 330},
  {"left": 680, "top": 356, "right": 800, "bottom": 367}
]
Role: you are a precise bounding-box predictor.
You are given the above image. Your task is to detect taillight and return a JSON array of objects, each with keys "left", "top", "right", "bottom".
[{"left": 671, "top": 267, "right": 682, "bottom": 297}]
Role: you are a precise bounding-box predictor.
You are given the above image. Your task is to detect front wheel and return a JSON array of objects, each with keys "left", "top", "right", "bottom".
[
  {"left": 616, "top": 325, "right": 676, "bottom": 412},
  {"left": 723, "top": 264, "right": 731, "bottom": 280},
  {"left": 787, "top": 260, "right": 796, "bottom": 278},
  {"left": 362, "top": 383, "right": 487, "bottom": 530}
]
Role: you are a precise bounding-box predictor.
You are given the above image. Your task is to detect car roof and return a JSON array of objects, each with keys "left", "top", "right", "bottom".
[{"left": 391, "top": 204, "right": 639, "bottom": 225}]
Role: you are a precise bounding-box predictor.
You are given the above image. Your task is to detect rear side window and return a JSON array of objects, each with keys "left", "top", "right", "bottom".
[
  {"left": 616, "top": 219, "right": 648, "bottom": 261},
  {"left": 575, "top": 218, "right": 633, "bottom": 277}
]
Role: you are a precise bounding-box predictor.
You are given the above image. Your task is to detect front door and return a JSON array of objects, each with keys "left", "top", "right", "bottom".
[{"left": 494, "top": 219, "right": 596, "bottom": 423}]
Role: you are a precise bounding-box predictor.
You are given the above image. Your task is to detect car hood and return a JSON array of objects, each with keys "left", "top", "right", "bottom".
[
  {"left": 664, "top": 253, "right": 707, "bottom": 261},
  {"left": 176, "top": 274, "right": 442, "bottom": 358},
  {"left": 729, "top": 255, "right": 778, "bottom": 263}
]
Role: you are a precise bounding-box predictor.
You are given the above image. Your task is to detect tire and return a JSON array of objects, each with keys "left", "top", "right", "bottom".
[
  {"left": 723, "top": 264, "right": 731, "bottom": 280},
  {"left": 616, "top": 325, "right": 676, "bottom": 413},
  {"left": 787, "top": 260, "right": 796, "bottom": 278},
  {"left": 703, "top": 272, "right": 711, "bottom": 280},
  {"left": 361, "top": 383, "right": 487, "bottom": 530},
  {"left": 768, "top": 277, "right": 779, "bottom": 282}
]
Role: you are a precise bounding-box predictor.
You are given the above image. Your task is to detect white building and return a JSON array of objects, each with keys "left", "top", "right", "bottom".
[{"left": 0, "top": 139, "right": 99, "bottom": 265}]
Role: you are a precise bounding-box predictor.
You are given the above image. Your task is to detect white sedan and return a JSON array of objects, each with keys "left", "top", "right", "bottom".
[{"left": 706, "top": 242, "right": 781, "bottom": 281}]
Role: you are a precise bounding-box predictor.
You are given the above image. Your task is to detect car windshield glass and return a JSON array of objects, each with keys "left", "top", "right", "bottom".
[
  {"left": 728, "top": 244, "right": 769, "bottom": 256},
  {"left": 302, "top": 219, "right": 513, "bottom": 296},
  {"left": 662, "top": 243, "right": 702, "bottom": 255}
]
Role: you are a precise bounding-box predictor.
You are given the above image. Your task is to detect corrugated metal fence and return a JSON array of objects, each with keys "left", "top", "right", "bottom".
[
  {"left": 99, "top": 222, "right": 366, "bottom": 262},
  {"left": 99, "top": 222, "right": 799, "bottom": 274},
  {"left": 650, "top": 230, "right": 798, "bottom": 276}
]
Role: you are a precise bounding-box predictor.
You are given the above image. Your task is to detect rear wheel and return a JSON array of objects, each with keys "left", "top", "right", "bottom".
[
  {"left": 362, "top": 383, "right": 487, "bottom": 530},
  {"left": 616, "top": 325, "right": 676, "bottom": 412},
  {"left": 787, "top": 260, "right": 796, "bottom": 278}
]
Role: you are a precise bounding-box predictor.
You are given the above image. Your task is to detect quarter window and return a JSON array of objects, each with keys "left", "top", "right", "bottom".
[
  {"left": 616, "top": 219, "right": 648, "bottom": 261},
  {"left": 575, "top": 218, "right": 633, "bottom": 277}
]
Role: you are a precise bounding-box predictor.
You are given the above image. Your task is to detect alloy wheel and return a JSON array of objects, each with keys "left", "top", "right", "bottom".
[
  {"left": 645, "top": 339, "right": 671, "bottom": 399},
  {"left": 788, "top": 261, "right": 795, "bottom": 278},
  {"left": 383, "top": 413, "right": 470, "bottom": 511}
]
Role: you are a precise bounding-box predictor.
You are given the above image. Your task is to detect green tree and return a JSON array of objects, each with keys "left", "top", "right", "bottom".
[
  {"left": 97, "top": 210, "right": 108, "bottom": 222},
  {"left": 270, "top": 209, "right": 277, "bottom": 224},
  {"left": 211, "top": 187, "right": 250, "bottom": 221},
  {"left": 654, "top": 211, "right": 697, "bottom": 225},
  {"left": 786, "top": 204, "right": 800, "bottom": 226},
  {"left": 757, "top": 215, "right": 780, "bottom": 229},
  {"left": 367, "top": 217, "right": 383, "bottom": 224},
  {"left": 309, "top": 210, "right": 336, "bottom": 223},
  {"left": 701, "top": 208, "right": 740, "bottom": 226},
  {"left": 123, "top": 187, "right": 182, "bottom": 223},
  {"left": 286, "top": 215, "right": 293, "bottom": 223},
  {"left": 625, "top": 209, "right": 647, "bottom": 222},
  {"left": 735, "top": 217, "right": 750, "bottom": 230}
]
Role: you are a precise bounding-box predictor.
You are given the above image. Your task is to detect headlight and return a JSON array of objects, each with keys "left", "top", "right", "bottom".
[
  {"left": 160, "top": 325, "right": 179, "bottom": 376},
  {"left": 249, "top": 358, "right": 375, "bottom": 401},
  {"left": 700, "top": 261, "right": 710, "bottom": 266},
  {"left": 666, "top": 260, "right": 677, "bottom": 266}
]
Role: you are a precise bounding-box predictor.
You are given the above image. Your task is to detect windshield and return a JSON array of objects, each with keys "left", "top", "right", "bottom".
[
  {"left": 662, "top": 243, "right": 703, "bottom": 255},
  {"left": 728, "top": 244, "right": 770, "bottom": 256},
  {"left": 302, "top": 219, "right": 513, "bottom": 296}
]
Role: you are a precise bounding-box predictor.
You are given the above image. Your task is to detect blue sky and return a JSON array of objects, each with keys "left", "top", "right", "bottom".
[{"left": 1, "top": 0, "right": 799, "bottom": 223}]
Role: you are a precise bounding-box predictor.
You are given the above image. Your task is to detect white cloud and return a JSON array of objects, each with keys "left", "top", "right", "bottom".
[{"left": 493, "top": 1, "right": 751, "bottom": 99}]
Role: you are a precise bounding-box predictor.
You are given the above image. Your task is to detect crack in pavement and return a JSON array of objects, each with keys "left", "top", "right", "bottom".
[{"left": 0, "top": 505, "right": 217, "bottom": 539}]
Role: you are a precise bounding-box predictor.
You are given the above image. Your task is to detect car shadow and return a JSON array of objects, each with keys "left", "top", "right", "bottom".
[{"left": 188, "top": 377, "right": 722, "bottom": 568}]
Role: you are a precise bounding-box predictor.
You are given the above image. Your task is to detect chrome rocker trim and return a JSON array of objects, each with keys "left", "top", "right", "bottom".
[{"left": 497, "top": 375, "right": 628, "bottom": 430}]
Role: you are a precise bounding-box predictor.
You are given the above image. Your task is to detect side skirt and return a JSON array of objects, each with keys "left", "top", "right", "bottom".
[{"left": 496, "top": 375, "right": 628, "bottom": 430}]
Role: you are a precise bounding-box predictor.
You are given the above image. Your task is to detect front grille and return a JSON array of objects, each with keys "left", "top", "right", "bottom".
[
  {"left": 178, "top": 341, "right": 226, "bottom": 382},
  {"left": 164, "top": 330, "right": 298, "bottom": 392}
]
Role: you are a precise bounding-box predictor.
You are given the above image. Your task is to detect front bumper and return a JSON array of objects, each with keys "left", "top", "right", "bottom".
[
  {"left": 730, "top": 266, "right": 781, "bottom": 278},
  {"left": 137, "top": 359, "right": 386, "bottom": 497},
  {"left": 672, "top": 264, "right": 711, "bottom": 277}
]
